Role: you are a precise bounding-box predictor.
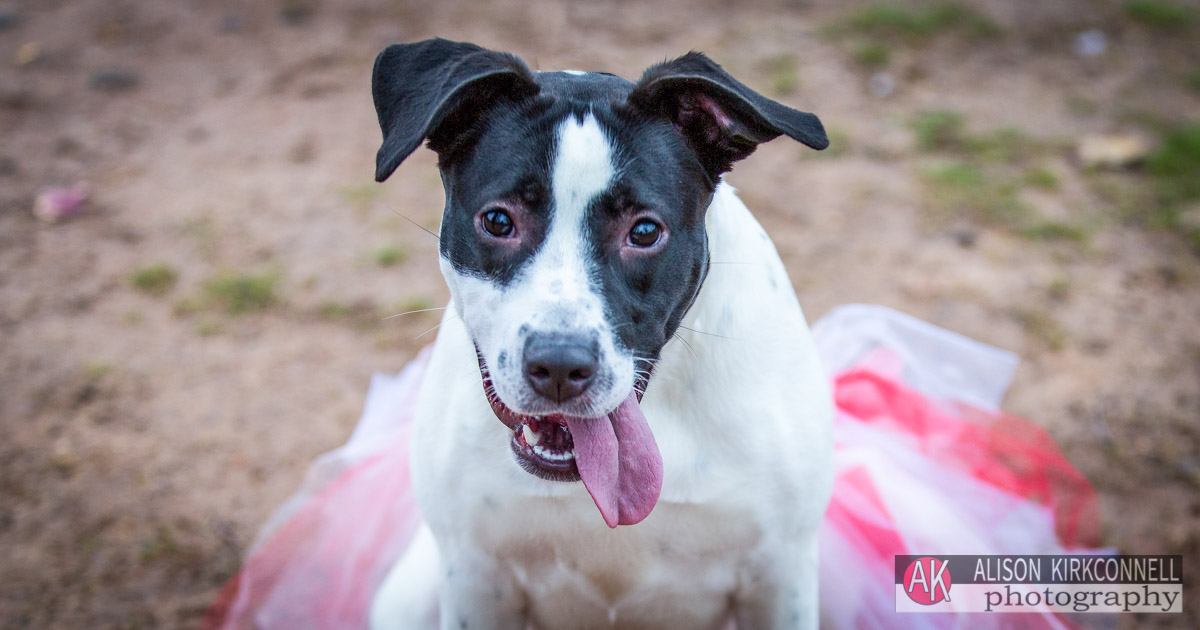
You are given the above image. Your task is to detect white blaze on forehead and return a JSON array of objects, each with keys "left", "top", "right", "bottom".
[
  {"left": 553, "top": 112, "right": 615, "bottom": 215},
  {"left": 530, "top": 112, "right": 616, "bottom": 308}
]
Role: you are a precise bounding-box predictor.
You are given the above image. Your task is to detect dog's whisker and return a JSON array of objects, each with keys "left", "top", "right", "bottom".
[
  {"left": 677, "top": 325, "right": 742, "bottom": 342},
  {"left": 708, "top": 261, "right": 767, "bottom": 266},
  {"left": 671, "top": 332, "right": 699, "bottom": 359},
  {"left": 386, "top": 203, "right": 441, "bottom": 241},
  {"left": 414, "top": 314, "right": 457, "bottom": 340},
  {"left": 381, "top": 306, "right": 448, "bottom": 320}
]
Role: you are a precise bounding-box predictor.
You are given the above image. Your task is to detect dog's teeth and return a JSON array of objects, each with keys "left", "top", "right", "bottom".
[{"left": 523, "top": 424, "right": 540, "bottom": 446}]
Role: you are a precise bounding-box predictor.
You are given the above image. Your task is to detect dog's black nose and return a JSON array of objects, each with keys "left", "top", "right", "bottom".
[{"left": 523, "top": 332, "right": 599, "bottom": 403}]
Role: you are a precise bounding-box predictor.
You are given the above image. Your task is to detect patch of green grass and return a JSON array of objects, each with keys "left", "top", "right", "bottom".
[
  {"left": 1147, "top": 123, "right": 1200, "bottom": 204},
  {"left": 316, "top": 299, "right": 381, "bottom": 329},
  {"left": 912, "top": 110, "right": 964, "bottom": 152},
  {"left": 1045, "top": 277, "right": 1071, "bottom": 302},
  {"left": 921, "top": 161, "right": 1028, "bottom": 227},
  {"left": 807, "top": 127, "right": 850, "bottom": 159},
  {"left": 1085, "top": 124, "right": 1200, "bottom": 253},
  {"left": 1132, "top": 122, "right": 1200, "bottom": 252},
  {"left": 1024, "top": 166, "right": 1060, "bottom": 190},
  {"left": 1066, "top": 95, "right": 1100, "bottom": 116},
  {"left": 1114, "top": 108, "right": 1173, "bottom": 134},
  {"left": 1088, "top": 174, "right": 1158, "bottom": 225},
  {"left": 912, "top": 113, "right": 1046, "bottom": 165},
  {"left": 766, "top": 54, "right": 799, "bottom": 96},
  {"left": 129, "top": 264, "right": 178, "bottom": 296},
  {"left": 916, "top": 117, "right": 1079, "bottom": 240},
  {"left": 140, "top": 525, "right": 180, "bottom": 562},
  {"left": 841, "top": 3, "right": 998, "bottom": 40},
  {"left": 317, "top": 301, "right": 352, "bottom": 320},
  {"left": 339, "top": 182, "right": 383, "bottom": 209},
  {"left": 854, "top": 42, "right": 891, "bottom": 67},
  {"left": 202, "top": 271, "right": 280, "bottom": 315},
  {"left": 924, "top": 161, "right": 984, "bottom": 188},
  {"left": 194, "top": 317, "right": 223, "bottom": 337},
  {"left": 1188, "top": 228, "right": 1200, "bottom": 253},
  {"left": 963, "top": 128, "right": 1040, "bottom": 163},
  {"left": 173, "top": 297, "right": 202, "bottom": 316},
  {"left": 396, "top": 294, "right": 436, "bottom": 315},
  {"left": 1012, "top": 307, "right": 1067, "bottom": 351},
  {"left": 1186, "top": 70, "right": 1200, "bottom": 93},
  {"left": 84, "top": 362, "right": 112, "bottom": 381},
  {"left": 373, "top": 244, "right": 407, "bottom": 267},
  {"left": 1020, "top": 220, "right": 1090, "bottom": 244},
  {"left": 1124, "top": 0, "right": 1195, "bottom": 28}
]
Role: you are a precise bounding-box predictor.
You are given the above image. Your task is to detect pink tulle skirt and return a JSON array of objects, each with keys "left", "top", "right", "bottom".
[{"left": 205, "top": 305, "right": 1102, "bottom": 630}]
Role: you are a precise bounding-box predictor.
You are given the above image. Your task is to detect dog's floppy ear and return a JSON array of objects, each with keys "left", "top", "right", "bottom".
[
  {"left": 372, "top": 38, "right": 540, "bottom": 181},
  {"left": 627, "top": 52, "right": 828, "bottom": 179}
]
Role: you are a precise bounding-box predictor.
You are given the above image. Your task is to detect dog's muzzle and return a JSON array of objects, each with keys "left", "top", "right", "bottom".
[{"left": 475, "top": 347, "right": 663, "bottom": 528}]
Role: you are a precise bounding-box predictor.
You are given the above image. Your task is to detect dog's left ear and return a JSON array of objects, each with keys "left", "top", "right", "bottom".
[
  {"left": 372, "top": 38, "right": 540, "bottom": 181},
  {"left": 628, "top": 52, "right": 828, "bottom": 180}
]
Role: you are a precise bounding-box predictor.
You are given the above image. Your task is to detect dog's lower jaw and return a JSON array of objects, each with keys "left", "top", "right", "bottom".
[
  {"left": 477, "top": 346, "right": 655, "bottom": 486},
  {"left": 510, "top": 418, "right": 580, "bottom": 482}
]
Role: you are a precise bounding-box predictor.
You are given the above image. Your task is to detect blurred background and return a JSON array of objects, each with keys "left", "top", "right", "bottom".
[{"left": 1, "top": 0, "right": 1197, "bottom": 627}]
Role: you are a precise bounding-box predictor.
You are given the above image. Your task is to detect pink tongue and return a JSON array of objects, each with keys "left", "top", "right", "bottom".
[{"left": 564, "top": 393, "right": 663, "bottom": 528}]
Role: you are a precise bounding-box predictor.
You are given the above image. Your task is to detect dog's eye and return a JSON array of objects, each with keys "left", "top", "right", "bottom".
[
  {"left": 628, "top": 220, "right": 662, "bottom": 247},
  {"left": 482, "top": 209, "right": 514, "bottom": 237}
]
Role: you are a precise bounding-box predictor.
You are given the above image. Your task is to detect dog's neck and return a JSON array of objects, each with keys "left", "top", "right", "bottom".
[
  {"left": 660, "top": 181, "right": 800, "bottom": 369},
  {"left": 636, "top": 183, "right": 813, "bottom": 477}
]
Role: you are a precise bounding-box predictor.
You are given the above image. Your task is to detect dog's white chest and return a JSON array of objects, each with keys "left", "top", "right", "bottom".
[{"left": 490, "top": 497, "right": 753, "bottom": 629}]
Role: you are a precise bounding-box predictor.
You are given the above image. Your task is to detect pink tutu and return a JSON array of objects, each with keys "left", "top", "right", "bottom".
[{"left": 205, "top": 305, "right": 1102, "bottom": 630}]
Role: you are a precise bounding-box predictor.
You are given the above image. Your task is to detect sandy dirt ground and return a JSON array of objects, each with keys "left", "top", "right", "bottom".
[{"left": 1, "top": 0, "right": 1198, "bottom": 628}]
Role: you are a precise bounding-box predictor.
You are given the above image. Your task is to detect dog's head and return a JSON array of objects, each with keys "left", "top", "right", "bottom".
[{"left": 372, "top": 39, "right": 826, "bottom": 526}]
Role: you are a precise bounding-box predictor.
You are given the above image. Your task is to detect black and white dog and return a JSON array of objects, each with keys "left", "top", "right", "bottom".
[{"left": 369, "top": 38, "right": 833, "bottom": 630}]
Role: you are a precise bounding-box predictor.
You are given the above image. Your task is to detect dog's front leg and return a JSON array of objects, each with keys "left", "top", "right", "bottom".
[
  {"left": 371, "top": 524, "right": 442, "bottom": 630},
  {"left": 437, "top": 546, "right": 527, "bottom": 630},
  {"left": 732, "top": 535, "right": 819, "bottom": 630}
]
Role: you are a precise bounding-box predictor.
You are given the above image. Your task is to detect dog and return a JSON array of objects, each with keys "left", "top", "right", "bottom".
[{"left": 367, "top": 38, "right": 834, "bottom": 630}]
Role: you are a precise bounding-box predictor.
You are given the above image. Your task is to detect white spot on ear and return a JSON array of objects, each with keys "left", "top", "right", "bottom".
[{"left": 561, "top": 70, "right": 587, "bottom": 76}]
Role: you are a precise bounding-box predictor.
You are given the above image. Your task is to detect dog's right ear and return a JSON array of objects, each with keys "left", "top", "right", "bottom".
[
  {"left": 372, "top": 38, "right": 540, "bottom": 182},
  {"left": 627, "top": 52, "right": 827, "bottom": 181}
]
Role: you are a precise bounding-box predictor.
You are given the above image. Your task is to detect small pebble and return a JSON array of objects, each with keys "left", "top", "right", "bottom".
[
  {"left": 0, "top": 10, "right": 20, "bottom": 31},
  {"left": 33, "top": 183, "right": 89, "bottom": 223},
  {"left": 868, "top": 72, "right": 895, "bottom": 98},
  {"left": 1074, "top": 29, "right": 1107, "bottom": 57},
  {"left": 952, "top": 229, "right": 978, "bottom": 249},
  {"left": 290, "top": 137, "right": 316, "bottom": 163},
  {"left": 88, "top": 69, "right": 141, "bottom": 93},
  {"left": 280, "top": 0, "right": 313, "bottom": 25},
  {"left": 1077, "top": 133, "right": 1151, "bottom": 169},
  {"left": 218, "top": 13, "right": 244, "bottom": 33},
  {"left": 14, "top": 41, "right": 38, "bottom": 66}
]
